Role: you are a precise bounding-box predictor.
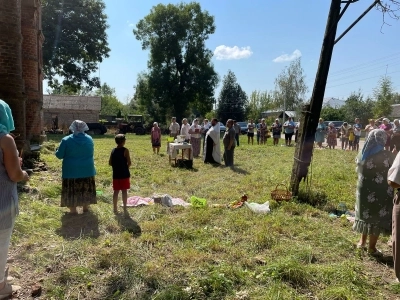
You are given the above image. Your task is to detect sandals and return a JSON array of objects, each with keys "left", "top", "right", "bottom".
[{"left": 368, "top": 248, "right": 383, "bottom": 257}]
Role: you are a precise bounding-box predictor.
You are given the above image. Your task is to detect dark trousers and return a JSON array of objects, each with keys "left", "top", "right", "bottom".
[
  {"left": 223, "top": 147, "right": 234, "bottom": 167},
  {"left": 393, "top": 191, "right": 400, "bottom": 279},
  {"left": 235, "top": 133, "right": 239, "bottom": 146}
]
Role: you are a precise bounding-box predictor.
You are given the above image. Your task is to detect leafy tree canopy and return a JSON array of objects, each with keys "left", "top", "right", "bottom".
[
  {"left": 274, "top": 58, "right": 308, "bottom": 111},
  {"left": 217, "top": 70, "right": 247, "bottom": 123},
  {"left": 95, "top": 83, "right": 124, "bottom": 116},
  {"left": 42, "top": 0, "right": 110, "bottom": 93},
  {"left": 133, "top": 2, "right": 219, "bottom": 122},
  {"left": 372, "top": 76, "right": 394, "bottom": 118},
  {"left": 246, "top": 90, "right": 274, "bottom": 121}
]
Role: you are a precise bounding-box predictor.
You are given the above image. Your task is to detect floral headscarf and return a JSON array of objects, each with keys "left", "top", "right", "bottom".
[
  {"left": 0, "top": 99, "right": 15, "bottom": 134},
  {"left": 358, "top": 129, "right": 387, "bottom": 162},
  {"left": 69, "top": 120, "right": 89, "bottom": 135}
]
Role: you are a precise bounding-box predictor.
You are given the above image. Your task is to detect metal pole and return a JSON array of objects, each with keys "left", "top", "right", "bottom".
[{"left": 290, "top": 0, "right": 342, "bottom": 196}]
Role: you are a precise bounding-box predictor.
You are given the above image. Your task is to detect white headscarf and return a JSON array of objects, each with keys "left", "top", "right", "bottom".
[{"left": 69, "top": 120, "right": 89, "bottom": 135}]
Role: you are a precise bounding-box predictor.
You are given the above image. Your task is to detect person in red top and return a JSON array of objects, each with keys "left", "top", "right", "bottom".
[{"left": 109, "top": 134, "right": 131, "bottom": 213}]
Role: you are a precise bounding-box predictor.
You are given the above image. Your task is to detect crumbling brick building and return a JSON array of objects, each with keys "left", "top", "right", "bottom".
[{"left": 0, "top": 0, "right": 44, "bottom": 148}]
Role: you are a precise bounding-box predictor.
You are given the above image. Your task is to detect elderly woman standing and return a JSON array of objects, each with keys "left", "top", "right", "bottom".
[
  {"left": 326, "top": 122, "right": 337, "bottom": 149},
  {"left": 379, "top": 118, "right": 392, "bottom": 151},
  {"left": 354, "top": 129, "right": 395, "bottom": 255},
  {"left": 151, "top": 122, "right": 161, "bottom": 154},
  {"left": 365, "top": 119, "right": 377, "bottom": 139},
  {"left": 56, "top": 120, "right": 97, "bottom": 214},
  {"left": 315, "top": 118, "right": 326, "bottom": 148},
  {"left": 391, "top": 119, "right": 400, "bottom": 151},
  {"left": 189, "top": 119, "right": 202, "bottom": 157},
  {"left": 0, "top": 100, "right": 29, "bottom": 296}
]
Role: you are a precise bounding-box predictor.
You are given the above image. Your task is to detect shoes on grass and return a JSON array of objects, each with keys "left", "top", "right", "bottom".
[
  {"left": 368, "top": 248, "right": 383, "bottom": 257},
  {"left": 356, "top": 243, "right": 367, "bottom": 250}
]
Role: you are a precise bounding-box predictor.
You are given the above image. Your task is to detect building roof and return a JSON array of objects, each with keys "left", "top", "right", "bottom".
[
  {"left": 390, "top": 104, "right": 400, "bottom": 118},
  {"left": 262, "top": 110, "right": 296, "bottom": 118},
  {"left": 43, "top": 95, "right": 102, "bottom": 111},
  {"left": 323, "top": 97, "right": 345, "bottom": 108}
]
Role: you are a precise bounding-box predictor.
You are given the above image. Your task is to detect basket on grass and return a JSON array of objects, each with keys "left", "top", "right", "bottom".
[{"left": 270, "top": 184, "right": 292, "bottom": 202}]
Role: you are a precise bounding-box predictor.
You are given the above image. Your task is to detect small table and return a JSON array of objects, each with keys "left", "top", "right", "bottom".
[{"left": 168, "top": 143, "right": 193, "bottom": 165}]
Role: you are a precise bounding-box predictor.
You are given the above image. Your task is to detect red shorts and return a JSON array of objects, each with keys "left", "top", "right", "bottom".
[{"left": 113, "top": 178, "right": 130, "bottom": 190}]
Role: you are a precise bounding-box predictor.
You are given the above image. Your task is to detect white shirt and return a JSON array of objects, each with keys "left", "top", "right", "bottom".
[
  {"left": 190, "top": 124, "right": 201, "bottom": 138},
  {"left": 388, "top": 152, "right": 400, "bottom": 185},
  {"left": 181, "top": 123, "right": 191, "bottom": 140}
]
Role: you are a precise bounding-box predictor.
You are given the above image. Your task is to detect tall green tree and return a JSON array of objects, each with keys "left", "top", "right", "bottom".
[
  {"left": 133, "top": 2, "right": 218, "bottom": 121},
  {"left": 42, "top": 0, "right": 110, "bottom": 92},
  {"left": 217, "top": 70, "right": 247, "bottom": 123},
  {"left": 95, "top": 83, "right": 124, "bottom": 116},
  {"left": 246, "top": 90, "right": 274, "bottom": 121},
  {"left": 320, "top": 105, "right": 345, "bottom": 122},
  {"left": 341, "top": 91, "right": 374, "bottom": 125},
  {"left": 274, "top": 58, "right": 308, "bottom": 111},
  {"left": 372, "top": 76, "right": 394, "bottom": 118}
]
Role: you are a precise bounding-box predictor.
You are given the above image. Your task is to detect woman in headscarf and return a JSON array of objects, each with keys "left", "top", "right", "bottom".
[
  {"left": 326, "top": 122, "right": 337, "bottom": 149},
  {"left": 203, "top": 118, "right": 221, "bottom": 164},
  {"left": 55, "top": 120, "right": 97, "bottom": 214},
  {"left": 379, "top": 118, "right": 392, "bottom": 151},
  {"left": 189, "top": 119, "right": 202, "bottom": 157},
  {"left": 150, "top": 122, "right": 161, "bottom": 154},
  {"left": 354, "top": 129, "right": 395, "bottom": 256},
  {"left": 0, "top": 100, "right": 29, "bottom": 296},
  {"left": 315, "top": 118, "right": 326, "bottom": 148},
  {"left": 391, "top": 119, "right": 400, "bottom": 151}
]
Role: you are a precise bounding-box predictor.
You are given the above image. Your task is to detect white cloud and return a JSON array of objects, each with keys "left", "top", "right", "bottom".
[
  {"left": 214, "top": 45, "right": 253, "bottom": 60},
  {"left": 273, "top": 49, "right": 302, "bottom": 63},
  {"left": 126, "top": 21, "right": 134, "bottom": 27}
]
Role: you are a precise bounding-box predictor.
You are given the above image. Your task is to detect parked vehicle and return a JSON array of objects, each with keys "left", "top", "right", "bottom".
[
  {"left": 68, "top": 122, "right": 107, "bottom": 135},
  {"left": 117, "top": 115, "right": 146, "bottom": 135},
  {"left": 218, "top": 122, "right": 226, "bottom": 132},
  {"left": 237, "top": 121, "right": 248, "bottom": 134}
]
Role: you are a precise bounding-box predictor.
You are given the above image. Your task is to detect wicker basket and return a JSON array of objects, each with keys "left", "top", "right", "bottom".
[{"left": 270, "top": 184, "right": 292, "bottom": 202}]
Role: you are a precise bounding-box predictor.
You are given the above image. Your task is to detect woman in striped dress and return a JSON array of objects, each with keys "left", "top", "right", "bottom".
[{"left": 0, "top": 99, "right": 29, "bottom": 296}]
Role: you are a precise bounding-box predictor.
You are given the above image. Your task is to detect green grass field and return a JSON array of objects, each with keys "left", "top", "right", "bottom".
[{"left": 10, "top": 134, "right": 400, "bottom": 299}]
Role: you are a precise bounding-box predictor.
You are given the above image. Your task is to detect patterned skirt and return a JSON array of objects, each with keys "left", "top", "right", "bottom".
[
  {"left": 61, "top": 176, "right": 97, "bottom": 207},
  {"left": 191, "top": 137, "right": 201, "bottom": 157}
]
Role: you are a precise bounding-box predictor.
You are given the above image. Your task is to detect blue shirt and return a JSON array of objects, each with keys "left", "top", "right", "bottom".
[
  {"left": 55, "top": 133, "right": 96, "bottom": 179},
  {"left": 284, "top": 121, "right": 295, "bottom": 134}
]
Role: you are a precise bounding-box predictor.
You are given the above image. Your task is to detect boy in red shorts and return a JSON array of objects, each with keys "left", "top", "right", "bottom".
[{"left": 109, "top": 134, "right": 131, "bottom": 213}]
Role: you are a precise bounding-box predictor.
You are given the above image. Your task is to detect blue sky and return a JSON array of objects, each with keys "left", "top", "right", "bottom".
[{"left": 56, "top": 0, "right": 400, "bottom": 103}]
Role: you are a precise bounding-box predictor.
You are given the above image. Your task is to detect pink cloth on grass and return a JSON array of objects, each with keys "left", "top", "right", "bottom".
[{"left": 126, "top": 196, "right": 154, "bottom": 207}]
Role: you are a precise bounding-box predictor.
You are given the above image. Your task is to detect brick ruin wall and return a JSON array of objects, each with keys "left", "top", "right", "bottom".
[{"left": 0, "top": 0, "right": 43, "bottom": 146}]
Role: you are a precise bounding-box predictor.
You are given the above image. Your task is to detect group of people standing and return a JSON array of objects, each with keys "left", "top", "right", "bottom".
[{"left": 242, "top": 117, "right": 297, "bottom": 147}]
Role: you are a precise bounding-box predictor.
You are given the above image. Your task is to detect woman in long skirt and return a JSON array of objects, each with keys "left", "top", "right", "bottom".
[
  {"left": 151, "top": 122, "right": 161, "bottom": 154},
  {"left": 189, "top": 119, "right": 202, "bottom": 157},
  {"left": 327, "top": 122, "right": 337, "bottom": 149}
]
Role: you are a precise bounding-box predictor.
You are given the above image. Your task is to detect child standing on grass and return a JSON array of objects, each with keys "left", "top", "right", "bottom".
[
  {"left": 348, "top": 127, "right": 355, "bottom": 151},
  {"left": 109, "top": 134, "right": 131, "bottom": 213}
]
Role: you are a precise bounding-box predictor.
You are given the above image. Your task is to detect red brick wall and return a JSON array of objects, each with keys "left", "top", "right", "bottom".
[
  {"left": 0, "top": 0, "right": 26, "bottom": 148},
  {"left": 21, "top": 1, "right": 43, "bottom": 141}
]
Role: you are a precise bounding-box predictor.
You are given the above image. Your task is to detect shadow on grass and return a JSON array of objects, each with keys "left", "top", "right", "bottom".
[
  {"left": 56, "top": 211, "right": 100, "bottom": 239},
  {"left": 374, "top": 254, "right": 394, "bottom": 268},
  {"left": 115, "top": 212, "right": 142, "bottom": 237},
  {"left": 229, "top": 165, "right": 250, "bottom": 175}
]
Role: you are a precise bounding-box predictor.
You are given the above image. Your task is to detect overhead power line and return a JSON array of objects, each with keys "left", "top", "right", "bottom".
[{"left": 326, "top": 70, "right": 400, "bottom": 89}]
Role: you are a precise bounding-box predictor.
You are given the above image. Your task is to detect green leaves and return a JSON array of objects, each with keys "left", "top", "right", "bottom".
[
  {"left": 42, "top": 0, "right": 110, "bottom": 93},
  {"left": 133, "top": 2, "right": 218, "bottom": 122}
]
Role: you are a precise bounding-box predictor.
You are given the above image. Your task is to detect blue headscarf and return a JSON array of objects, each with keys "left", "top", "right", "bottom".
[
  {"left": 358, "top": 129, "right": 387, "bottom": 162},
  {"left": 0, "top": 99, "right": 15, "bottom": 134}
]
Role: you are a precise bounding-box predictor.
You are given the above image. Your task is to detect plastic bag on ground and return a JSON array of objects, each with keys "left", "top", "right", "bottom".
[
  {"left": 161, "top": 194, "right": 173, "bottom": 207},
  {"left": 190, "top": 196, "right": 207, "bottom": 208},
  {"left": 245, "top": 201, "right": 270, "bottom": 214}
]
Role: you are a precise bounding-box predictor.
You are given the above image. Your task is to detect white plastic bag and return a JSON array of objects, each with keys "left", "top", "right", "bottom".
[{"left": 244, "top": 201, "right": 270, "bottom": 214}]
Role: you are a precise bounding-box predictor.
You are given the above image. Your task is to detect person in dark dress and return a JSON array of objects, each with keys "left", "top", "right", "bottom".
[{"left": 109, "top": 134, "right": 131, "bottom": 213}]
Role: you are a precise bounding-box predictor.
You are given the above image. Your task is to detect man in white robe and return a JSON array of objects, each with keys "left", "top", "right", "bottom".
[{"left": 203, "top": 118, "right": 221, "bottom": 164}]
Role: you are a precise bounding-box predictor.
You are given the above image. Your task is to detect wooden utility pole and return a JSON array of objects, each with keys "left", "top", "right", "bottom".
[
  {"left": 291, "top": 0, "right": 380, "bottom": 196},
  {"left": 290, "top": 0, "right": 341, "bottom": 195}
]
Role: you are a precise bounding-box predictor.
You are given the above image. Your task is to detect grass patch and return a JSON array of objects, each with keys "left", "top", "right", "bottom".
[{"left": 9, "top": 134, "right": 396, "bottom": 299}]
